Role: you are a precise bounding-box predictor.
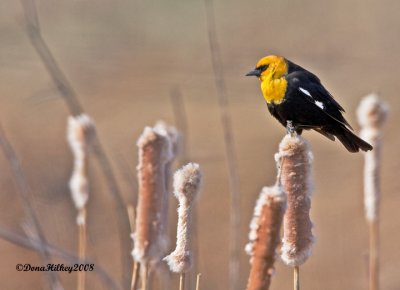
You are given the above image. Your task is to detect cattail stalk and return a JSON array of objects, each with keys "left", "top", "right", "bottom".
[
  {"left": 357, "top": 94, "right": 388, "bottom": 290},
  {"left": 275, "top": 134, "right": 315, "bottom": 290},
  {"left": 203, "top": 1, "right": 242, "bottom": 289},
  {"left": 164, "top": 163, "right": 202, "bottom": 290},
  {"left": 67, "top": 114, "right": 95, "bottom": 290},
  {"left": 127, "top": 204, "right": 140, "bottom": 290},
  {"left": 245, "top": 185, "right": 286, "bottom": 290},
  {"left": 195, "top": 274, "right": 201, "bottom": 290},
  {"left": 132, "top": 126, "right": 173, "bottom": 287},
  {"left": 294, "top": 266, "right": 300, "bottom": 290}
]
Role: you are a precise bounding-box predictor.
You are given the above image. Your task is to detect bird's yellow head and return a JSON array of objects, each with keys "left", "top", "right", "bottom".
[
  {"left": 246, "top": 55, "right": 288, "bottom": 80},
  {"left": 246, "top": 55, "right": 288, "bottom": 104}
]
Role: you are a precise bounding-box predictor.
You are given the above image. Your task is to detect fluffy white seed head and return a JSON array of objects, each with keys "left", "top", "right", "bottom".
[
  {"left": 245, "top": 185, "right": 286, "bottom": 256},
  {"left": 164, "top": 163, "right": 202, "bottom": 273},
  {"left": 276, "top": 135, "right": 315, "bottom": 267},
  {"left": 173, "top": 163, "right": 202, "bottom": 202},
  {"left": 245, "top": 184, "right": 286, "bottom": 290},
  {"left": 67, "top": 114, "right": 95, "bottom": 212},
  {"left": 136, "top": 126, "right": 173, "bottom": 164},
  {"left": 357, "top": 93, "right": 389, "bottom": 131},
  {"left": 67, "top": 114, "right": 95, "bottom": 153},
  {"left": 357, "top": 94, "right": 389, "bottom": 222}
]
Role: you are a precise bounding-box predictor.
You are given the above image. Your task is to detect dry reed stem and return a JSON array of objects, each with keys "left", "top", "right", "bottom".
[
  {"left": 132, "top": 127, "right": 172, "bottom": 266},
  {"left": 164, "top": 163, "right": 202, "bottom": 274},
  {"left": 195, "top": 274, "right": 201, "bottom": 290},
  {"left": 245, "top": 185, "right": 286, "bottom": 290},
  {"left": 140, "top": 263, "right": 149, "bottom": 290},
  {"left": 276, "top": 135, "right": 314, "bottom": 267},
  {"left": 131, "top": 262, "right": 140, "bottom": 290},
  {"left": 169, "top": 86, "right": 189, "bottom": 165},
  {"left": 294, "top": 266, "right": 300, "bottom": 290},
  {"left": 369, "top": 222, "right": 379, "bottom": 290},
  {"left": 127, "top": 204, "right": 139, "bottom": 290},
  {"left": 127, "top": 204, "right": 136, "bottom": 235},
  {"left": 179, "top": 273, "right": 186, "bottom": 290},
  {"left": 203, "top": 1, "right": 241, "bottom": 289},
  {"left": 78, "top": 209, "right": 87, "bottom": 290},
  {"left": 357, "top": 94, "right": 388, "bottom": 290}
]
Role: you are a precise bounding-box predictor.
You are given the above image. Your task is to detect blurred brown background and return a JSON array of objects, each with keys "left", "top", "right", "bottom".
[{"left": 0, "top": 0, "right": 399, "bottom": 289}]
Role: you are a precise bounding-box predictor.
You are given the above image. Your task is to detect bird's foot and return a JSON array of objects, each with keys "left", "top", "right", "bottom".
[{"left": 286, "top": 120, "right": 296, "bottom": 137}]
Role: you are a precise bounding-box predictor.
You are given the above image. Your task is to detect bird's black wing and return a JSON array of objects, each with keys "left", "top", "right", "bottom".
[{"left": 285, "top": 70, "right": 352, "bottom": 129}]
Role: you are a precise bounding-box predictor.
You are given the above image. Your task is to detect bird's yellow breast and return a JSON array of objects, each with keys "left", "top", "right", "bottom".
[
  {"left": 260, "top": 76, "right": 287, "bottom": 104},
  {"left": 255, "top": 55, "right": 288, "bottom": 104}
]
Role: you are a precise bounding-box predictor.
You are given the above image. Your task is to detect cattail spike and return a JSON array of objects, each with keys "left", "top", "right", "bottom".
[
  {"left": 67, "top": 114, "right": 95, "bottom": 221},
  {"left": 276, "top": 134, "right": 315, "bottom": 267},
  {"left": 245, "top": 185, "right": 286, "bottom": 290},
  {"left": 164, "top": 163, "right": 202, "bottom": 273},
  {"left": 132, "top": 127, "right": 172, "bottom": 265},
  {"left": 357, "top": 94, "right": 389, "bottom": 222}
]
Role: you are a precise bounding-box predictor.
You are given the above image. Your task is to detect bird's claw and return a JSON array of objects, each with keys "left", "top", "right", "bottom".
[{"left": 286, "top": 120, "right": 296, "bottom": 137}]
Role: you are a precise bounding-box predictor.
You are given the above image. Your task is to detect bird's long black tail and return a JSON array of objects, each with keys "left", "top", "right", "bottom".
[{"left": 334, "top": 126, "right": 373, "bottom": 153}]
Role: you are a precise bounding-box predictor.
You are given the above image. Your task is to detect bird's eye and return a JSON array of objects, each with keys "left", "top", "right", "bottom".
[{"left": 257, "top": 65, "right": 268, "bottom": 72}]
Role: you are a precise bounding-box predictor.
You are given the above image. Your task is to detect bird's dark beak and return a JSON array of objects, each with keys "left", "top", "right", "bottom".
[{"left": 245, "top": 68, "right": 261, "bottom": 77}]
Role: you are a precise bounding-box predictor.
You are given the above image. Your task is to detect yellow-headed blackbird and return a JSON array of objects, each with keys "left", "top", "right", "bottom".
[{"left": 246, "top": 55, "right": 373, "bottom": 152}]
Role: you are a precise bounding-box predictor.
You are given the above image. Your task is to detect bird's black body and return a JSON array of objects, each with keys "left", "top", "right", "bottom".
[{"left": 267, "top": 60, "right": 373, "bottom": 152}]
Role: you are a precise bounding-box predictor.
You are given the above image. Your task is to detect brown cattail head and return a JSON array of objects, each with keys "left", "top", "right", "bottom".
[
  {"left": 357, "top": 94, "right": 389, "bottom": 222},
  {"left": 276, "top": 134, "right": 314, "bottom": 267},
  {"left": 245, "top": 184, "right": 286, "bottom": 290},
  {"left": 67, "top": 114, "right": 95, "bottom": 225},
  {"left": 164, "top": 163, "right": 202, "bottom": 273},
  {"left": 132, "top": 127, "right": 172, "bottom": 265}
]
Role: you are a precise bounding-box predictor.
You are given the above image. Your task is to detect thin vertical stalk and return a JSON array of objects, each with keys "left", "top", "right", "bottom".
[
  {"left": 195, "top": 274, "right": 201, "bottom": 290},
  {"left": 203, "top": 1, "right": 241, "bottom": 289},
  {"left": 179, "top": 273, "right": 186, "bottom": 290},
  {"left": 369, "top": 221, "right": 379, "bottom": 290},
  {"left": 78, "top": 208, "right": 87, "bottom": 290},
  {"left": 127, "top": 204, "right": 139, "bottom": 290},
  {"left": 141, "top": 264, "right": 149, "bottom": 290},
  {"left": 131, "top": 262, "right": 140, "bottom": 290},
  {"left": 294, "top": 266, "right": 300, "bottom": 290},
  {"left": 169, "top": 86, "right": 189, "bottom": 165}
]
